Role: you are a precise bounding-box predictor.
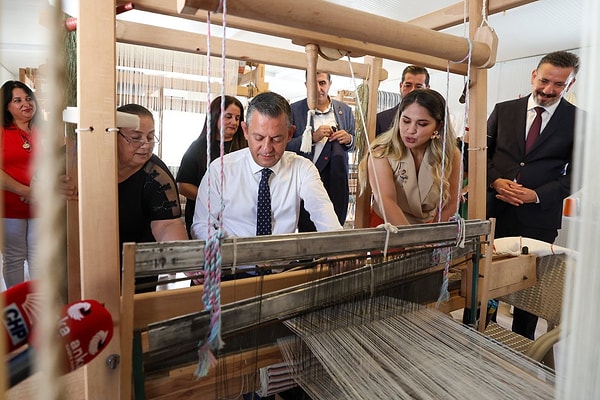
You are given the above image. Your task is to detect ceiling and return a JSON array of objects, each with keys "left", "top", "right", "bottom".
[{"left": 0, "top": 0, "right": 584, "bottom": 102}]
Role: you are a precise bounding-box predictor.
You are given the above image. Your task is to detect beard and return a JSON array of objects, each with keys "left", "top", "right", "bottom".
[{"left": 533, "top": 90, "right": 561, "bottom": 107}]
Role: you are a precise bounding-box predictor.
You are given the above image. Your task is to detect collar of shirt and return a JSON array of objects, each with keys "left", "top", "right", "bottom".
[
  {"left": 247, "top": 150, "right": 283, "bottom": 178},
  {"left": 527, "top": 95, "right": 561, "bottom": 133},
  {"left": 314, "top": 100, "right": 333, "bottom": 115},
  {"left": 527, "top": 95, "right": 561, "bottom": 118}
]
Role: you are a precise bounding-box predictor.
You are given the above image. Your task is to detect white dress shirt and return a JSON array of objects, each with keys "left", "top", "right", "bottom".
[
  {"left": 312, "top": 103, "right": 337, "bottom": 163},
  {"left": 525, "top": 96, "right": 560, "bottom": 139},
  {"left": 191, "top": 148, "right": 342, "bottom": 240}
]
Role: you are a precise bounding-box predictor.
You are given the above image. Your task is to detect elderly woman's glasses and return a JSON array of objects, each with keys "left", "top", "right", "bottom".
[{"left": 118, "top": 131, "right": 159, "bottom": 148}]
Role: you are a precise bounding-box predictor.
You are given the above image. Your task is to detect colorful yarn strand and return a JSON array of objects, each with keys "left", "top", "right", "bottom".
[
  {"left": 194, "top": 229, "right": 225, "bottom": 378},
  {"left": 434, "top": 246, "right": 452, "bottom": 308}
]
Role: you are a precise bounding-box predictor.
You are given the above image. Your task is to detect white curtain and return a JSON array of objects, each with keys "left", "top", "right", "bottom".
[{"left": 115, "top": 43, "right": 239, "bottom": 165}]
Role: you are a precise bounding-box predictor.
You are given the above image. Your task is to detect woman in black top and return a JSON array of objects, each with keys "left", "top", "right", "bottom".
[{"left": 117, "top": 104, "right": 188, "bottom": 292}]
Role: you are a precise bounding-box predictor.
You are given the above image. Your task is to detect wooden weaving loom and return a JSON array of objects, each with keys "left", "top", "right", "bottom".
[
  {"left": 2, "top": 1, "right": 550, "bottom": 399},
  {"left": 116, "top": 219, "right": 553, "bottom": 399}
]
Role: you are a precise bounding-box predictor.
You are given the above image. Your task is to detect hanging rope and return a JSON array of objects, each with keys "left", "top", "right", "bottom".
[
  {"left": 346, "top": 56, "right": 395, "bottom": 259},
  {"left": 353, "top": 83, "right": 369, "bottom": 162},
  {"left": 435, "top": 19, "right": 473, "bottom": 306},
  {"left": 195, "top": 1, "right": 227, "bottom": 378}
]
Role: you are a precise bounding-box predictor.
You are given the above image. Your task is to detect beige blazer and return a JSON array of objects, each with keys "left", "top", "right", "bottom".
[{"left": 373, "top": 148, "right": 440, "bottom": 225}]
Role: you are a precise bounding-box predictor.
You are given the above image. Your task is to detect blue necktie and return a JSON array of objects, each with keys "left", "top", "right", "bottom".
[{"left": 256, "top": 168, "right": 273, "bottom": 236}]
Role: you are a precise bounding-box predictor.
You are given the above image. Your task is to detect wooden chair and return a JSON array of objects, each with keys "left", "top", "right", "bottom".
[{"left": 484, "top": 253, "right": 568, "bottom": 369}]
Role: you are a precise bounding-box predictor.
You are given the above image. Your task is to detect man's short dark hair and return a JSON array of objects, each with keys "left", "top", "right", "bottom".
[
  {"left": 305, "top": 71, "right": 331, "bottom": 82},
  {"left": 246, "top": 92, "right": 292, "bottom": 128},
  {"left": 401, "top": 65, "right": 430, "bottom": 86},
  {"left": 538, "top": 51, "right": 580, "bottom": 75}
]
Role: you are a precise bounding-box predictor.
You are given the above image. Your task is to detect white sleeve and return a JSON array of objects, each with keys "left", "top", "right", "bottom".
[
  {"left": 191, "top": 165, "right": 216, "bottom": 240},
  {"left": 299, "top": 161, "right": 344, "bottom": 232}
]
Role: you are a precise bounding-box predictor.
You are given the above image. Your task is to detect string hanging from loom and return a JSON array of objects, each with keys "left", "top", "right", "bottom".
[
  {"left": 433, "top": 0, "right": 475, "bottom": 306},
  {"left": 435, "top": 33, "right": 472, "bottom": 307},
  {"left": 195, "top": 1, "right": 228, "bottom": 378}
]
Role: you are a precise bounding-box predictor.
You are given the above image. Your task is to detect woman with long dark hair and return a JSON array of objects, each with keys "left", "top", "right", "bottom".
[
  {"left": 177, "top": 96, "right": 247, "bottom": 237},
  {"left": 1, "top": 80, "right": 39, "bottom": 287}
]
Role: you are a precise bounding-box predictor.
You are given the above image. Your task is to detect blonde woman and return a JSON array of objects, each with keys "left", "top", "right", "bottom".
[{"left": 358, "top": 89, "right": 461, "bottom": 227}]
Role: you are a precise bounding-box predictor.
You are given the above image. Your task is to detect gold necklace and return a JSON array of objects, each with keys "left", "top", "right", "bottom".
[{"left": 17, "top": 129, "right": 31, "bottom": 151}]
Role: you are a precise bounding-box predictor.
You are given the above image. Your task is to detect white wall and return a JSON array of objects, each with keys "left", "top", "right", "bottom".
[
  {"left": 487, "top": 48, "right": 583, "bottom": 112},
  {"left": 0, "top": 63, "right": 15, "bottom": 83}
]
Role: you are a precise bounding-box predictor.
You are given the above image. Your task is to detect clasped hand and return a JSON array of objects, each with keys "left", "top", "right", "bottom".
[{"left": 492, "top": 178, "right": 537, "bottom": 206}]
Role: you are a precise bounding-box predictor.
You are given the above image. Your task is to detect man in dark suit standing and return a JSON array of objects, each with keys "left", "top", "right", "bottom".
[
  {"left": 487, "top": 50, "right": 581, "bottom": 339},
  {"left": 375, "top": 65, "right": 430, "bottom": 136},
  {"left": 287, "top": 71, "right": 355, "bottom": 232}
]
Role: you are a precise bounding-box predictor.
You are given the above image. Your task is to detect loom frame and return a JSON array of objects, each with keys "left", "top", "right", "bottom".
[
  {"left": 124, "top": 220, "right": 490, "bottom": 398},
  {"left": 4, "top": 1, "right": 542, "bottom": 399}
]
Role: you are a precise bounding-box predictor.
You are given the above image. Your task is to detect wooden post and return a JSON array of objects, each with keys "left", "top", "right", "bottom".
[
  {"left": 66, "top": 132, "right": 81, "bottom": 303},
  {"left": 77, "top": 1, "right": 121, "bottom": 398},
  {"left": 354, "top": 56, "right": 383, "bottom": 228},
  {"left": 305, "top": 44, "right": 319, "bottom": 110},
  {"left": 467, "top": 0, "right": 491, "bottom": 332},
  {"left": 467, "top": 0, "right": 488, "bottom": 221}
]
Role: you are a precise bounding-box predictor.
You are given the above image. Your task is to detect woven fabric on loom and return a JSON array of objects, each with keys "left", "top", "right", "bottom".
[{"left": 279, "top": 297, "right": 555, "bottom": 400}]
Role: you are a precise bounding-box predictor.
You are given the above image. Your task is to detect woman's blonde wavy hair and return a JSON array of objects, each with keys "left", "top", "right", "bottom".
[{"left": 358, "top": 89, "right": 456, "bottom": 207}]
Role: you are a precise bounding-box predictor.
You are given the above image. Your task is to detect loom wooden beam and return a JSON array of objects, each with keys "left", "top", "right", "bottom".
[
  {"left": 218, "top": 17, "right": 466, "bottom": 75},
  {"left": 119, "top": 0, "right": 467, "bottom": 75},
  {"left": 130, "top": 221, "right": 491, "bottom": 276},
  {"left": 237, "top": 64, "right": 270, "bottom": 96},
  {"left": 6, "top": 370, "right": 85, "bottom": 399},
  {"left": 122, "top": 0, "right": 531, "bottom": 34},
  {"left": 145, "top": 345, "right": 282, "bottom": 399},
  {"left": 409, "top": 0, "right": 537, "bottom": 31},
  {"left": 176, "top": 0, "right": 495, "bottom": 68},
  {"left": 237, "top": 64, "right": 264, "bottom": 86},
  {"left": 125, "top": 0, "right": 534, "bottom": 73},
  {"left": 77, "top": 1, "right": 121, "bottom": 399},
  {"left": 132, "top": 268, "right": 330, "bottom": 329},
  {"left": 115, "top": 20, "right": 384, "bottom": 80}
]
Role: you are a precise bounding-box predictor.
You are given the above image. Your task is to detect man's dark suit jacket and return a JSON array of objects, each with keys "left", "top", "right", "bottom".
[
  {"left": 287, "top": 98, "right": 355, "bottom": 231},
  {"left": 375, "top": 104, "right": 400, "bottom": 136},
  {"left": 487, "top": 95, "right": 578, "bottom": 239}
]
